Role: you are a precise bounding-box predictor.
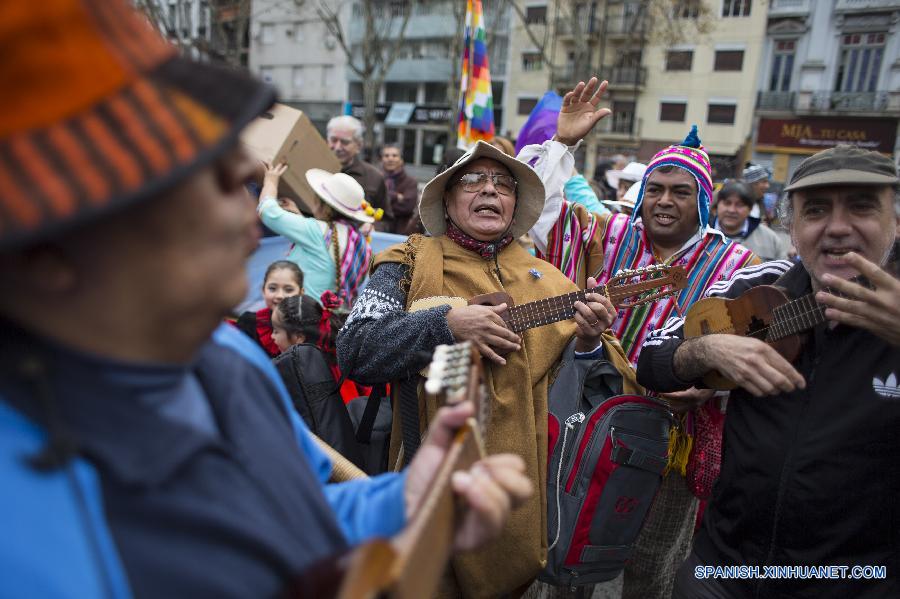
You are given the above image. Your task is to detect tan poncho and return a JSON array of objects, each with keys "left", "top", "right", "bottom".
[{"left": 375, "top": 234, "right": 639, "bottom": 598}]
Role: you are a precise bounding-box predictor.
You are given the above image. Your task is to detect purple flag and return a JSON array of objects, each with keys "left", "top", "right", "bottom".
[{"left": 514, "top": 91, "right": 563, "bottom": 154}]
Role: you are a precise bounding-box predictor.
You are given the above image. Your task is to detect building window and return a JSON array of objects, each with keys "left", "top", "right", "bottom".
[
  {"left": 389, "top": 1, "right": 408, "bottom": 17},
  {"left": 385, "top": 82, "right": 418, "bottom": 102},
  {"left": 289, "top": 22, "right": 303, "bottom": 42},
  {"left": 518, "top": 97, "right": 538, "bottom": 115},
  {"left": 611, "top": 100, "right": 635, "bottom": 134},
  {"left": 320, "top": 65, "right": 332, "bottom": 88},
  {"left": 422, "top": 130, "right": 448, "bottom": 166},
  {"left": 674, "top": 0, "right": 701, "bottom": 19},
  {"left": 769, "top": 40, "right": 795, "bottom": 91},
  {"left": 722, "top": 0, "right": 751, "bottom": 17},
  {"left": 714, "top": 50, "right": 744, "bottom": 71},
  {"left": 260, "top": 24, "right": 275, "bottom": 45},
  {"left": 198, "top": 0, "right": 209, "bottom": 37},
  {"left": 835, "top": 33, "right": 885, "bottom": 93},
  {"left": 348, "top": 82, "right": 364, "bottom": 102},
  {"left": 292, "top": 67, "right": 303, "bottom": 89},
  {"left": 660, "top": 102, "right": 687, "bottom": 122},
  {"left": 425, "top": 82, "right": 446, "bottom": 104},
  {"left": 666, "top": 50, "right": 693, "bottom": 71},
  {"left": 521, "top": 51, "right": 543, "bottom": 71},
  {"left": 707, "top": 103, "right": 736, "bottom": 124},
  {"left": 525, "top": 5, "right": 547, "bottom": 24}
]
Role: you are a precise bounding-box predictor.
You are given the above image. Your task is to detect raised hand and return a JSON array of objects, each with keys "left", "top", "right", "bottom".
[
  {"left": 556, "top": 77, "right": 611, "bottom": 146},
  {"left": 446, "top": 304, "right": 521, "bottom": 365},
  {"left": 816, "top": 251, "right": 900, "bottom": 346},
  {"left": 260, "top": 161, "right": 288, "bottom": 203}
]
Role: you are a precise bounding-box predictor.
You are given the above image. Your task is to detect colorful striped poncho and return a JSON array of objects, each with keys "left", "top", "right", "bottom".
[
  {"left": 323, "top": 221, "right": 371, "bottom": 307},
  {"left": 537, "top": 205, "right": 759, "bottom": 366}
]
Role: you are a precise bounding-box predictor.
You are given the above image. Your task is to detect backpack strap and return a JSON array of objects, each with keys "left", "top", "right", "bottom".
[
  {"left": 398, "top": 376, "right": 422, "bottom": 467},
  {"left": 355, "top": 383, "right": 386, "bottom": 444}
]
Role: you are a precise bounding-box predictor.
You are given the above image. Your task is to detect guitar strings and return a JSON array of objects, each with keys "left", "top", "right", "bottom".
[{"left": 699, "top": 303, "right": 827, "bottom": 338}]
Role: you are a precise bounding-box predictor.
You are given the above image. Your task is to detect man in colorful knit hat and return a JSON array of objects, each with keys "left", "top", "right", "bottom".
[
  {"left": 522, "top": 78, "right": 759, "bottom": 599},
  {"left": 0, "top": 1, "right": 530, "bottom": 595}
]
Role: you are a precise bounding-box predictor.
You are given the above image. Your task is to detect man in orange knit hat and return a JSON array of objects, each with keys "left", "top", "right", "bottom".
[{"left": 0, "top": 1, "right": 530, "bottom": 596}]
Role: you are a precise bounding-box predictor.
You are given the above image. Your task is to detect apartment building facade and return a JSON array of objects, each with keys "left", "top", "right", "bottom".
[
  {"left": 636, "top": 0, "right": 767, "bottom": 179},
  {"left": 248, "top": 0, "right": 347, "bottom": 133},
  {"left": 751, "top": 0, "right": 900, "bottom": 184},
  {"left": 504, "top": 1, "right": 767, "bottom": 179},
  {"left": 344, "top": 1, "right": 511, "bottom": 177}
]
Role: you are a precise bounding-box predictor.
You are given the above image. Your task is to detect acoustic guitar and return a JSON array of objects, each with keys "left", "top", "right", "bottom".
[
  {"left": 286, "top": 341, "right": 488, "bottom": 599},
  {"left": 409, "top": 264, "right": 688, "bottom": 333},
  {"left": 684, "top": 257, "right": 898, "bottom": 389}
]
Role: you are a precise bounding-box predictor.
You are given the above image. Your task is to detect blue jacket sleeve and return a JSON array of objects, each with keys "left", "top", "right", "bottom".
[
  {"left": 212, "top": 324, "right": 408, "bottom": 544},
  {"left": 564, "top": 174, "right": 609, "bottom": 216}
]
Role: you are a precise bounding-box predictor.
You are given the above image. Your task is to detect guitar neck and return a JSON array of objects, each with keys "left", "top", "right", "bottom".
[
  {"left": 504, "top": 286, "right": 605, "bottom": 334},
  {"left": 503, "top": 274, "right": 672, "bottom": 334},
  {"left": 389, "top": 423, "right": 484, "bottom": 598},
  {"left": 766, "top": 292, "right": 826, "bottom": 341}
]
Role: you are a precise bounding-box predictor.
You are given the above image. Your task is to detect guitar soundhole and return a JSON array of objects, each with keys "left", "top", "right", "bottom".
[{"left": 747, "top": 315, "right": 768, "bottom": 340}]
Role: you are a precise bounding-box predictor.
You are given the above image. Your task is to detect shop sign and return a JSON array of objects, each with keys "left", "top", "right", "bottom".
[
  {"left": 351, "top": 103, "right": 453, "bottom": 125},
  {"left": 757, "top": 117, "right": 896, "bottom": 153}
]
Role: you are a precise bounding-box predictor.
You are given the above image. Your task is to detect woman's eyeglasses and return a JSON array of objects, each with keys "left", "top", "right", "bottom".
[{"left": 456, "top": 172, "right": 517, "bottom": 196}]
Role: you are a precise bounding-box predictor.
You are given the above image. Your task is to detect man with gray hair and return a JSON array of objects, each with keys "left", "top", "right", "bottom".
[
  {"left": 638, "top": 144, "right": 900, "bottom": 598},
  {"left": 327, "top": 115, "right": 391, "bottom": 230}
]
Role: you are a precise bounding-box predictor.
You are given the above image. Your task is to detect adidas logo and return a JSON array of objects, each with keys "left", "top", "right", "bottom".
[{"left": 873, "top": 373, "right": 900, "bottom": 399}]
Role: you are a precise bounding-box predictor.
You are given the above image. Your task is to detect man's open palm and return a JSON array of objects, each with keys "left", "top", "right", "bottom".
[{"left": 556, "top": 77, "right": 611, "bottom": 145}]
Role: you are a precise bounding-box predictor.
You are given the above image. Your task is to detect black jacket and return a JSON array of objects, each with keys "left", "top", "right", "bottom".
[{"left": 637, "top": 260, "right": 900, "bottom": 598}]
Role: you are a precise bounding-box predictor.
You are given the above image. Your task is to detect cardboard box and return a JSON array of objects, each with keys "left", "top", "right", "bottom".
[{"left": 241, "top": 103, "right": 340, "bottom": 213}]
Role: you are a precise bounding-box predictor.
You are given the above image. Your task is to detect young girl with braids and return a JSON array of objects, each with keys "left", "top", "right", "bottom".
[
  {"left": 271, "top": 291, "right": 362, "bottom": 404},
  {"left": 257, "top": 163, "right": 373, "bottom": 307},
  {"left": 234, "top": 260, "right": 304, "bottom": 357}
]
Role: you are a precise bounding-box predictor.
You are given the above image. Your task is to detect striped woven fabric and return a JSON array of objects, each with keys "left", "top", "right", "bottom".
[
  {"left": 538, "top": 200, "right": 599, "bottom": 283},
  {"left": 323, "top": 222, "right": 372, "bottom": 307},
  {"left": 540, "top": 211, "right": 758, "bottom": 366},
  {"left": 0, "top": 0, "right": 274, "bottom": 249}
]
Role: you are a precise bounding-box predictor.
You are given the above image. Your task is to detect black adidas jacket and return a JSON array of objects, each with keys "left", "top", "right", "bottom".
[{"left": 637, "top": 260, "right": 900, "bottom": 598}]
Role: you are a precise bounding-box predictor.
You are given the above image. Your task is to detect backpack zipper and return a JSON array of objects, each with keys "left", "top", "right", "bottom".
[{"left": 549, "top": 411, "right": 585, "bottom": 551}]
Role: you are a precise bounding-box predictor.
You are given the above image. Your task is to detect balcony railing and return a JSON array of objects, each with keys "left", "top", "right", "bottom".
[
  {"left": 597, "top": 116, "right": 636, "bottom": 136},
  {"left": 555, "top": 16, "right": 602, "bottom": 37},
  {"left": 835, "top": 0, "right": 899, "bottom": 13},
  {"left": 605, "top": 15, "right": 647, "bottom": 35},
  {"left": 810, "top": 91, "right": 889, "bottom": 112},
  {"left": 609, "top": 66, "right": 646, "bottom": 86},
  {"left": 757, "top": 91, "right": 796, "bottom": 110},
  {"left": 768, "top": 0, "right": 811, "bottom": 16}
]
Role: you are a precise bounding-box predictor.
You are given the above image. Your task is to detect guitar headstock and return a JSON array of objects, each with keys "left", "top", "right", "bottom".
[
  {"left": 604, "top": 264, "right": 688, "bottom": 309},
  {"left": 424, "top": 341, "right": 489, "bottom": 433}
]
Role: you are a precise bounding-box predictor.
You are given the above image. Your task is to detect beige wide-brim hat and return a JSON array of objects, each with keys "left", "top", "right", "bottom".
[
  {"left": 419, "top": 140, "right": 544, "bottom": 238},
  {"left": 305, "top": 169, "right": 375, "bottom": 223},
  {"left": 602, "top": 180, "right": 641, "bottom": 211},
  {"left": 605, "top": 161, "right": 647, "bottom": 190}
]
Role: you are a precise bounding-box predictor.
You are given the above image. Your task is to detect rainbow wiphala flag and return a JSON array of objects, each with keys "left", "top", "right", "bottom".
[{"left": 456, "top": 0, "right": 495, "bottom": 148}]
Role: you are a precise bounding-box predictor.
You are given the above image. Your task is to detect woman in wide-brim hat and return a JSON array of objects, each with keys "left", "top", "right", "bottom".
[{"left": 256, "top": 164, "right": 373, "bottom": 307}]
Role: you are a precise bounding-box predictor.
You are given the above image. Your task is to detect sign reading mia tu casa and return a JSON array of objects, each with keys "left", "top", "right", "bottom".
[{"left": 757, "top": 117, "right": 896, "bottom": 154}]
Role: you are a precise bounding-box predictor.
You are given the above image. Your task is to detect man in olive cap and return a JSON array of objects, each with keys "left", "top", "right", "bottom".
[{"left": 638, "top": 144, "right": 900, "bottom": 598}]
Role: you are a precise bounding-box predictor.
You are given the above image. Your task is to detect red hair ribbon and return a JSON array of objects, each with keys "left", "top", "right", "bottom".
[{"left": 317, "top": 290, "right": 343, "bottom": 354}]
